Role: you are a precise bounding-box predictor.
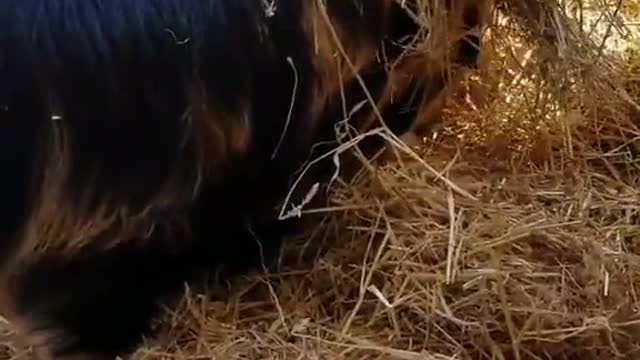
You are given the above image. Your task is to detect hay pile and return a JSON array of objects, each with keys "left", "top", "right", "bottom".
[{"left": 2, "top": 0, "right": 640, "bottom": 359}]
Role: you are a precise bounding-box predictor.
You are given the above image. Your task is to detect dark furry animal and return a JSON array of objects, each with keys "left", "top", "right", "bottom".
[{"left": 0, "top": 1, "right": 485, "bottom": 359}]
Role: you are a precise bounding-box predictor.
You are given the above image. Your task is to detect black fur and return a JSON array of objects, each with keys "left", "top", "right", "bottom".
[{"left": 0, "top": 1, "right": 484, "bottom": 359}]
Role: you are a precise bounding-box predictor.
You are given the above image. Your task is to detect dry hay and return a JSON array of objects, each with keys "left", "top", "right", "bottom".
[{"left": 2, "top": 0, "right": 640, "bottom": 359}]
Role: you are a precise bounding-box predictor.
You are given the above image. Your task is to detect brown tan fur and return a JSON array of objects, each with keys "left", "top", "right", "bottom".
[
  {"left": 185, "top": 84, "right": 253, "bottom": 177},
  {"left": 12, "top": 0, "right": 489, "bottom": 260},
  {"left": 375, "top": 0, "right": 492, "bottom": 136},
  {"left": 302, "top": 0, "right": 490, "bottom": 139},
  {"left": 300, "top": 0, "right": 393, "bottom": 130},
  {"left": 15, "top": 120, "right": 196, "bottom": 258}
]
